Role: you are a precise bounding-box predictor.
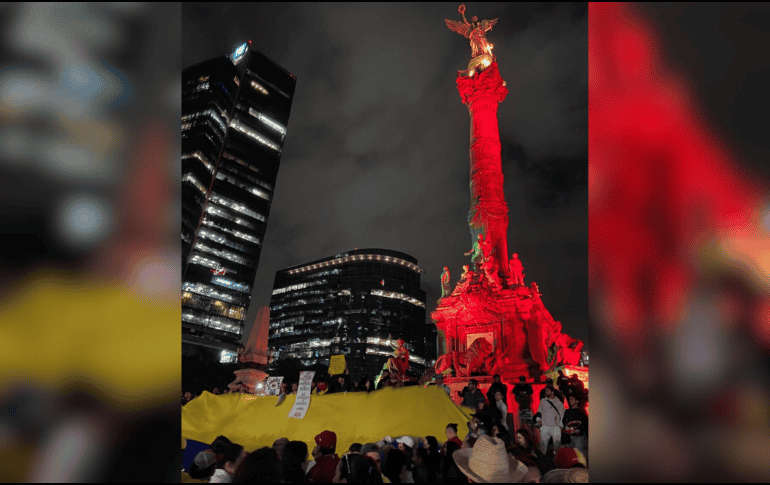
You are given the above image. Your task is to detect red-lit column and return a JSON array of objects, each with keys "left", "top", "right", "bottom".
[{"left": 457, "top": 63, "right": 510, "bottom": 277}]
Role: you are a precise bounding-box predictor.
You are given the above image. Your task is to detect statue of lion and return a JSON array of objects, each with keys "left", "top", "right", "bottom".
[{"left": 434, "top": 337, "right": 500, "bottom": 377}]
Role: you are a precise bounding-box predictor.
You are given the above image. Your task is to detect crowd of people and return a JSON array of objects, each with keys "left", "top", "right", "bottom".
[
  {"left": 182, "top": 424, "right": 587, "bottom": 483},
  {"left": 182, "top": 371, "right": 588, "bottom": 482},
  {"left": 183, "top": 367, "right": 432, "bottom": 406}
]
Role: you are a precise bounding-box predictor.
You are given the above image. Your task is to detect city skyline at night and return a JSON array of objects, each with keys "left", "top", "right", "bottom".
[{"left": 182, "top": 3, "right": 589, "bottom": 355}]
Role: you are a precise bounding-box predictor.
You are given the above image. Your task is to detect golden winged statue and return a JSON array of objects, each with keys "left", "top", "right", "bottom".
[{"left": 445, "top": 4, "right": 498, "bottom": 59}]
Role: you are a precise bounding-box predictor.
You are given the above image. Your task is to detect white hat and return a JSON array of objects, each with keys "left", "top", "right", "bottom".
[
  {"left": 396, "top": 435, "right": 415, "bottom": 448},
  {"left": 453, "top": 435, "right": 527, "bottom": 483}
]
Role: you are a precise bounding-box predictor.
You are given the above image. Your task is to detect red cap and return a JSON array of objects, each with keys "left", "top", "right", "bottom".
[
  {"left": 555, "top": 447, "right": 587, "bottom": 468},
  {"left": 315, "top": 430, "right": 337, "bottom": 449}
]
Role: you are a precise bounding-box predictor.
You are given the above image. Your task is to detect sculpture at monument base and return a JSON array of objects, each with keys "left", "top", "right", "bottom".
[
  {"left": 440, "top": 267, "right": 452, "bottom": 299},
  {"left": 548, "top": 321, "right": 584, "bottom": 367},
  {"left": 433, "top": 337, "right": 503, "bottom": 378}
]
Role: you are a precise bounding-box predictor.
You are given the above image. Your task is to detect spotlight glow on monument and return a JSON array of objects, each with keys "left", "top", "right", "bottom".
[{"left": 433, "top": 5, "right": 586, "bottom": 405}]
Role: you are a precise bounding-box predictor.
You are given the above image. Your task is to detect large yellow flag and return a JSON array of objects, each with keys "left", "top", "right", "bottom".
[{"left": 182, "top": 385, "right": 474, "bottom": 453}]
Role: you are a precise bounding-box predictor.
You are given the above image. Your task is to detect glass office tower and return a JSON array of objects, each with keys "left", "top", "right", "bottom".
[
  {"left": 268, "top": 248, "right": 431, "bottom": 379},
  {"left": 182, "top": 42, "right": 295, "bottom": 361}
]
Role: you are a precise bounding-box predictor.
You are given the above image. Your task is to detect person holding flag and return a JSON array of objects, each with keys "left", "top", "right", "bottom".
[{"left": 374, "top": 334, "right": 410, "bottom": 387}]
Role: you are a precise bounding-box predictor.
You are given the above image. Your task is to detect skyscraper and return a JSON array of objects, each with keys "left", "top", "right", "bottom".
[
  {"left": 182, "top": 42, "right": 296, "bottom": 362},
  {"left": 268, "top": 249, "right": 431, "bottom": 379}
]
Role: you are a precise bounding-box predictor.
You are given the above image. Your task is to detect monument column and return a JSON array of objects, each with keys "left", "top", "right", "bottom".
[{"left": 457, "top": 64, "right": 510, "bottom": 278}]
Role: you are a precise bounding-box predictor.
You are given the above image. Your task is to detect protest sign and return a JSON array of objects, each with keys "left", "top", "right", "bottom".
[
  {"left": 266, "top": 376, "right": 283, "bottom": 396},
  {"left": 328, "top": 354, "right": 346, "bottom": 375},
  {"left": 288, "top": 370, "right": 315, "bottom": 419}
]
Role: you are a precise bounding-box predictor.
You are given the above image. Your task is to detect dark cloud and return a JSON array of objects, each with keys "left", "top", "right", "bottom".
[{"left": 182, "top": 2, "right": 588, "bottom": 350}]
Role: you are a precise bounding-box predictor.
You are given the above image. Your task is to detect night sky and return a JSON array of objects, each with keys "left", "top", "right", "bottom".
[{"left": 182, "top": 3, "right": 588, "bottom": 352}]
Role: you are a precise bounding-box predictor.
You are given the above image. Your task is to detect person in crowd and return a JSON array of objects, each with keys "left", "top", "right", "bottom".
[
  {"left": 423, "top": 436, "right": 440, "bottom": 455},
  {"left": 541, "top": 447, "right": 588, "bottom": 483},
  {"left": 362, "top": 379, "right": 375, "bottom": 393},
  {"left": 535, "top": 386, "right": 564, "bottom": 454},
  {"left": 467, "top": 415, "right": 488, "bottom": 440},
  {"left": 212, "top": 387, "right": 220, "bottom": 395},
  {"left": 382, "top": 447, "right": 408, "bottom": 483},
  {"left": 453, "top": 435, "right": 528, "bottom": 483},
  {"left": 462, "top": 379, "right": 486, "bottom": 409},
  {"left": 359, "top": 373, "right": 369, "bottom": 388},
  {"left": 328, "top": 371, "right": 351, "bottom": 394},
  {"left": 361, "top": 444, "right": 388, "bottom": 483},
  {"left": 475, "top": 400, "right": 498, "bottom": 433},
  {"left": 556, "top": 370, "right": 570, "bottom": 395},
  {"left": 411, "top": 448, "right": 434, "bottom": 483},
  {"left": 441, "top": 440, "right": 463, "bottom": 484},
  {"left": 361, "top": 443, "right": 380, "bottom": 462},
  {"left": 395, "top": 436, "right": 414, "bottom": 479},
  {"left": 442, "top": 423, "right": 463, "bottom": 454},
  {"left": 521, "top": 465, "right": 543, "bottom": 483},
  {"left": 420, "top": 436, "right": 441, "bottom": 480},
  {"left": 486, "top": 374, "right": 508, "bottom": 407},
  {"left": 539, "top": 378, "right": 566, "bottom": 404},
  {"left": 384, "top": 373, "right": 402, "bottom": 388},
  {"left": 317, "top": 377, "right": 328, "bottom": 394},
  {"left": 182, "top": 449, "right": 216, "bottom": 483},
  {"left": 435, "top": 375, "right": 451, "bottom": 396},
  {"left": 338, "top": 453, "right": 383, "bottom": 483},
  {"left": 272, "top": 437, "right": 289, "bottom": 461},
  {"left": 567, "top": 374, "right": 585, "bottom": 401},
  {"left": 509, "top": 428, "right": 545, "bottom": 472},
  {"left": 348, "top": 443, "right": 363, "bottom": 454},
  {"left": 280, "top": 440, "right": 309, "bottom": 483},
  {"left": 211, "top": 434, "right": 232, "bottom": 448},
  {"left": 493, "top": 391, "right": 510, "bottom": 433},
  {"left": 211, "top": 442, "right": 246, "bottom": 483},
  {"left": 280, "top": 382, "right": 288, "bottom": 396},
  {"left": 222, "top": 388, "right": 230, "bottom": 394},
  {"left": 536, "top": 386, "right": 565, "bottom": 456},
  {"left": 210, "top": 435, "right": 233, "bottom": 468},
  {"left": 232, "top": 447, "right": 280, "bottom": 483},
  {"left": 376, "top": 437, "right": 396, "bottom": 473},
  {"left": 307, "top": 430, "right": 340, "bottom": 483},
  {"left": 183, "top": 391, "right": 193, "bottom": 405},
  {"left": 562, "top": 395, "right": 588, "bottom": 457},
  {"left": 461, "top": 435, "right": 477, "bottom": 450},
  {"left": 376, "top": 370, "right": 390, "bottom": 390},
  {"left": 332, "top": 443, "right": 366, "bottom": 482},
  {"left": 306, "top": 443, "right": 320, "bottom": 475},
  {"left": 512, "top": 376, "right": 534, "bottom": 432}
]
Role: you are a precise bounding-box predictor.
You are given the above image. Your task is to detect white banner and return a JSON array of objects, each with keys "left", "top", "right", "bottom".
[{"left": 288, "top": 371, "right": 315, "bottom": 419}]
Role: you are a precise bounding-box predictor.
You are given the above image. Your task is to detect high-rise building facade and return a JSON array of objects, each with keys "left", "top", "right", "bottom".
[
  {"left": 268, "top": 249, "right": 431, "bottom": 379},
  {"left": 182, "top": 42, "right": 296, "bottom": 359}
]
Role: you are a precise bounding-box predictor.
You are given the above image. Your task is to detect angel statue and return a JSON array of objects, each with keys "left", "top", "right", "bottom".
[{"left": 445, "top": 4, "right": 498, "bottom": 60}]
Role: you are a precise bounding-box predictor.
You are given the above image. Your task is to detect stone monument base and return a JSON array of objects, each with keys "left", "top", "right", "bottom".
[{"left": 228, "top": 368, "right": 268, "bottom": 394}]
